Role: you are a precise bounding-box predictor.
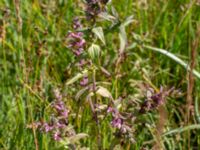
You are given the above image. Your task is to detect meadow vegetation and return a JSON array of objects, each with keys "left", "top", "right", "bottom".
[{"left": 0, "top": 0, "right": 200, "bottom": 149}]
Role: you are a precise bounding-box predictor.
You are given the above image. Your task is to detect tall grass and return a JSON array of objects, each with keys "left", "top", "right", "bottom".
[{"left": 0, "top": 0, "right": 200, "bottom": 149}]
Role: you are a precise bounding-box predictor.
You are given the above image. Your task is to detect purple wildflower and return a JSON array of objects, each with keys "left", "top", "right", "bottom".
[
  {"left": 111, "top": 117, "right": 123, "bottom": 129},
  {"left": 80, "top": 76, "right": 89, "bottom": 86},
  {"left": 74, "top": 48, "right": 84, "bottom": 56},
  {"left": 58, "top": 118, "right": 68, "bottom": 126},
  {"left": 139, "top": 100, "right": 151, "bottom": 113},
  {"left": 75, "top": 39, "right": 86, "bottom": 47},
  {"left": 42, "top": 123, "right": 54, "bottom": 133},
  {"left": 67, "top": 32, "right": 86, "bottom": 57},
  {"left": 140, "top": 86, "right": 174, "bottom": 113},
  {"left": 85, "top": 0, "right": 109, "bottom": 21},
  {"left": 56, "top": 121, "right": 66, "bottom": 129},
  {"left": 54, "top": 100, "right": 65, "bottom": 111},
  {"left": 120, "top": 125, "right": 127, "bottom": 133},
  {"left": 107, "top": 106, "right": 113, "bottom": 113},
  {"left": 61, "top": 110, "right": 69, "bottom": 118},
  {"left": 85, "top": 0, "right": 101, "bottom": 20},
  {"left": 79, "top": 59, "right": 86, "bottom": 68},
  {"left": 107, "top": 106, "right": 125, "bottom": 131},
  {"left": 32, "top": 88, "right": 71, "bottom": 141},
  {"left": 53, "top": 131, "right": 61, "bottom": 141},
  {"left": 68, "top": 32, "right": 83, "bottom": 39},
  {"left": 73, "top": 17, "right": 82, "bottom": 30},
  {"left": 107, "top": 107, "right": 118, "bottom": 116},
  {"left": 150, "top": 93, "right": 163, "bottom": 108}
]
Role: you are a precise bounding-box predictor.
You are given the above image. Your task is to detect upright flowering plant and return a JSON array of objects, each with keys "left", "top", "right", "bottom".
[{"left": 28, "top": 1, "right": 180, "bottom": 149}]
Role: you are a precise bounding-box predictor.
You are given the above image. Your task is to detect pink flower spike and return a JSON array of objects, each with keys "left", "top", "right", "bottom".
[
  {"left": 111, "top": 118, "right": 123, "bottom": 129},
  {"left": 80, "top": 76, "right": 89, "bottom": 86},
  {"left": 107, "top": 107, "right": 113, "bottom": 113},
  {"left": 53, "top": 131, "right": 61, "bottom": 141},
  {"left": 43, "top": 123, "right": 54, "bottom": 133},
  {"left": 61, "top": 110, "right": 69, "bottom": 118}
]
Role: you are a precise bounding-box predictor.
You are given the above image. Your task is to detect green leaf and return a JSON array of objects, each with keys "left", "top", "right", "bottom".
[
  {"left": 119, "top": 16, "right": 134, "bottom": 53},
  {"left": 66, "top": 70, "right": 88, "bottom": 85},
  {"left": 111, "top": 6, "right": 119, "bottom": 19},
  {"left": 96, "top": 86, "right": 112, "bottom": 99},
  {"left": 88, "top": 44, "right": 101, "bottom": 60},
  {"left": 98, "top": 12, "right": 116, "bottom": 22},
  {"left": 119, "top": 27, "right": 126, "bottom": 53},
  {"left": 75, "top": 86, "right": 89, "bottom": 101},
  {"left": 68, "top": 133, "right": 88, "bottom": 143},
  {"left": 143, "top": 45, "right": 200, "bottom": 79},
  {"left": 92, "top": 27, "right": 106, "bottom": 45},
  {"left": 163, "top": 124, "right": 200, "bottom": 136},
  {"left": 122, "top": 15, "right": 134, "bottom": 27}
]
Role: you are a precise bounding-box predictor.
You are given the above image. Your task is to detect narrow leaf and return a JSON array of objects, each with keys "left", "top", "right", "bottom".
[
  {"left": 92, "top": 27, "right": 106, "bottom": 45},
  {"left": 119, "top": 25, "right": 126, "bottom": 53},
  {"left": 123, "top": 15, "right": 134, "bottom": 27},
  {"left": 96, "top": 86, "right": 112, "bottom": 99},
  {"left": 66, "top": 70, "right": 88, "bottom": 85},
  {"left": 98, "top": 12, "right": 116, "bottom": 22},
  {"left": 163, "top": 124, "right": 200, "bottom": 136},
  {"left": 75, "top": 86, "right": 89, "bottom": 101},
  {"left": 143, "top": 45, "right": 200, "bottom": 79}
]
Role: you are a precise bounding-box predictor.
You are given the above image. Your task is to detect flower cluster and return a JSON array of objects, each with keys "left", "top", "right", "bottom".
[
  {"left": 80, "top": 75, "right": 89, "bottom": 86},
  {"left": 66, "top": 17, "right": 86, "bottom": 57},
  {"left": 107, "top": 107, "right": 130, "bottom": 134},
  {"left": 72, "top": 17, "right": 82, "bottom": 30},
  {"left": 67, "top": 32, "right": 86, "bottom": 57},
  {"left": 140, "top": 87, "right": 174, "bottom": 113},
  {"left": 34, "top": 89, "right": 70, "bottom": 141},
  {"left": 85, "top": 0, "right": 101, "bottom": 20},
  {"left": 66, "top": 18, "right": 89, "bottom": 86},
  {"left": 85, "top": 0, "right": 109, "bottom": 21}
]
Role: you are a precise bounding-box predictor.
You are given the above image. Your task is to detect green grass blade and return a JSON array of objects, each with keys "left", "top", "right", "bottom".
[{"left": 143, "top": 45, "right": 200, "bottom": 79}]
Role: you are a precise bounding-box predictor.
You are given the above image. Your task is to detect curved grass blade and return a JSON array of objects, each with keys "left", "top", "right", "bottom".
[
  {"left": 163, "top": 124, "right": 200, "bottom": 136},
  {"left": 143, "top": 45, "right": 200, "bottom": 79}
]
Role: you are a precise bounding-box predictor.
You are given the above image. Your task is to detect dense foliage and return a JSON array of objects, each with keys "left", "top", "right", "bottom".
[{"left": 1, "top": 0, "right": 200, "bottom": 149}]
